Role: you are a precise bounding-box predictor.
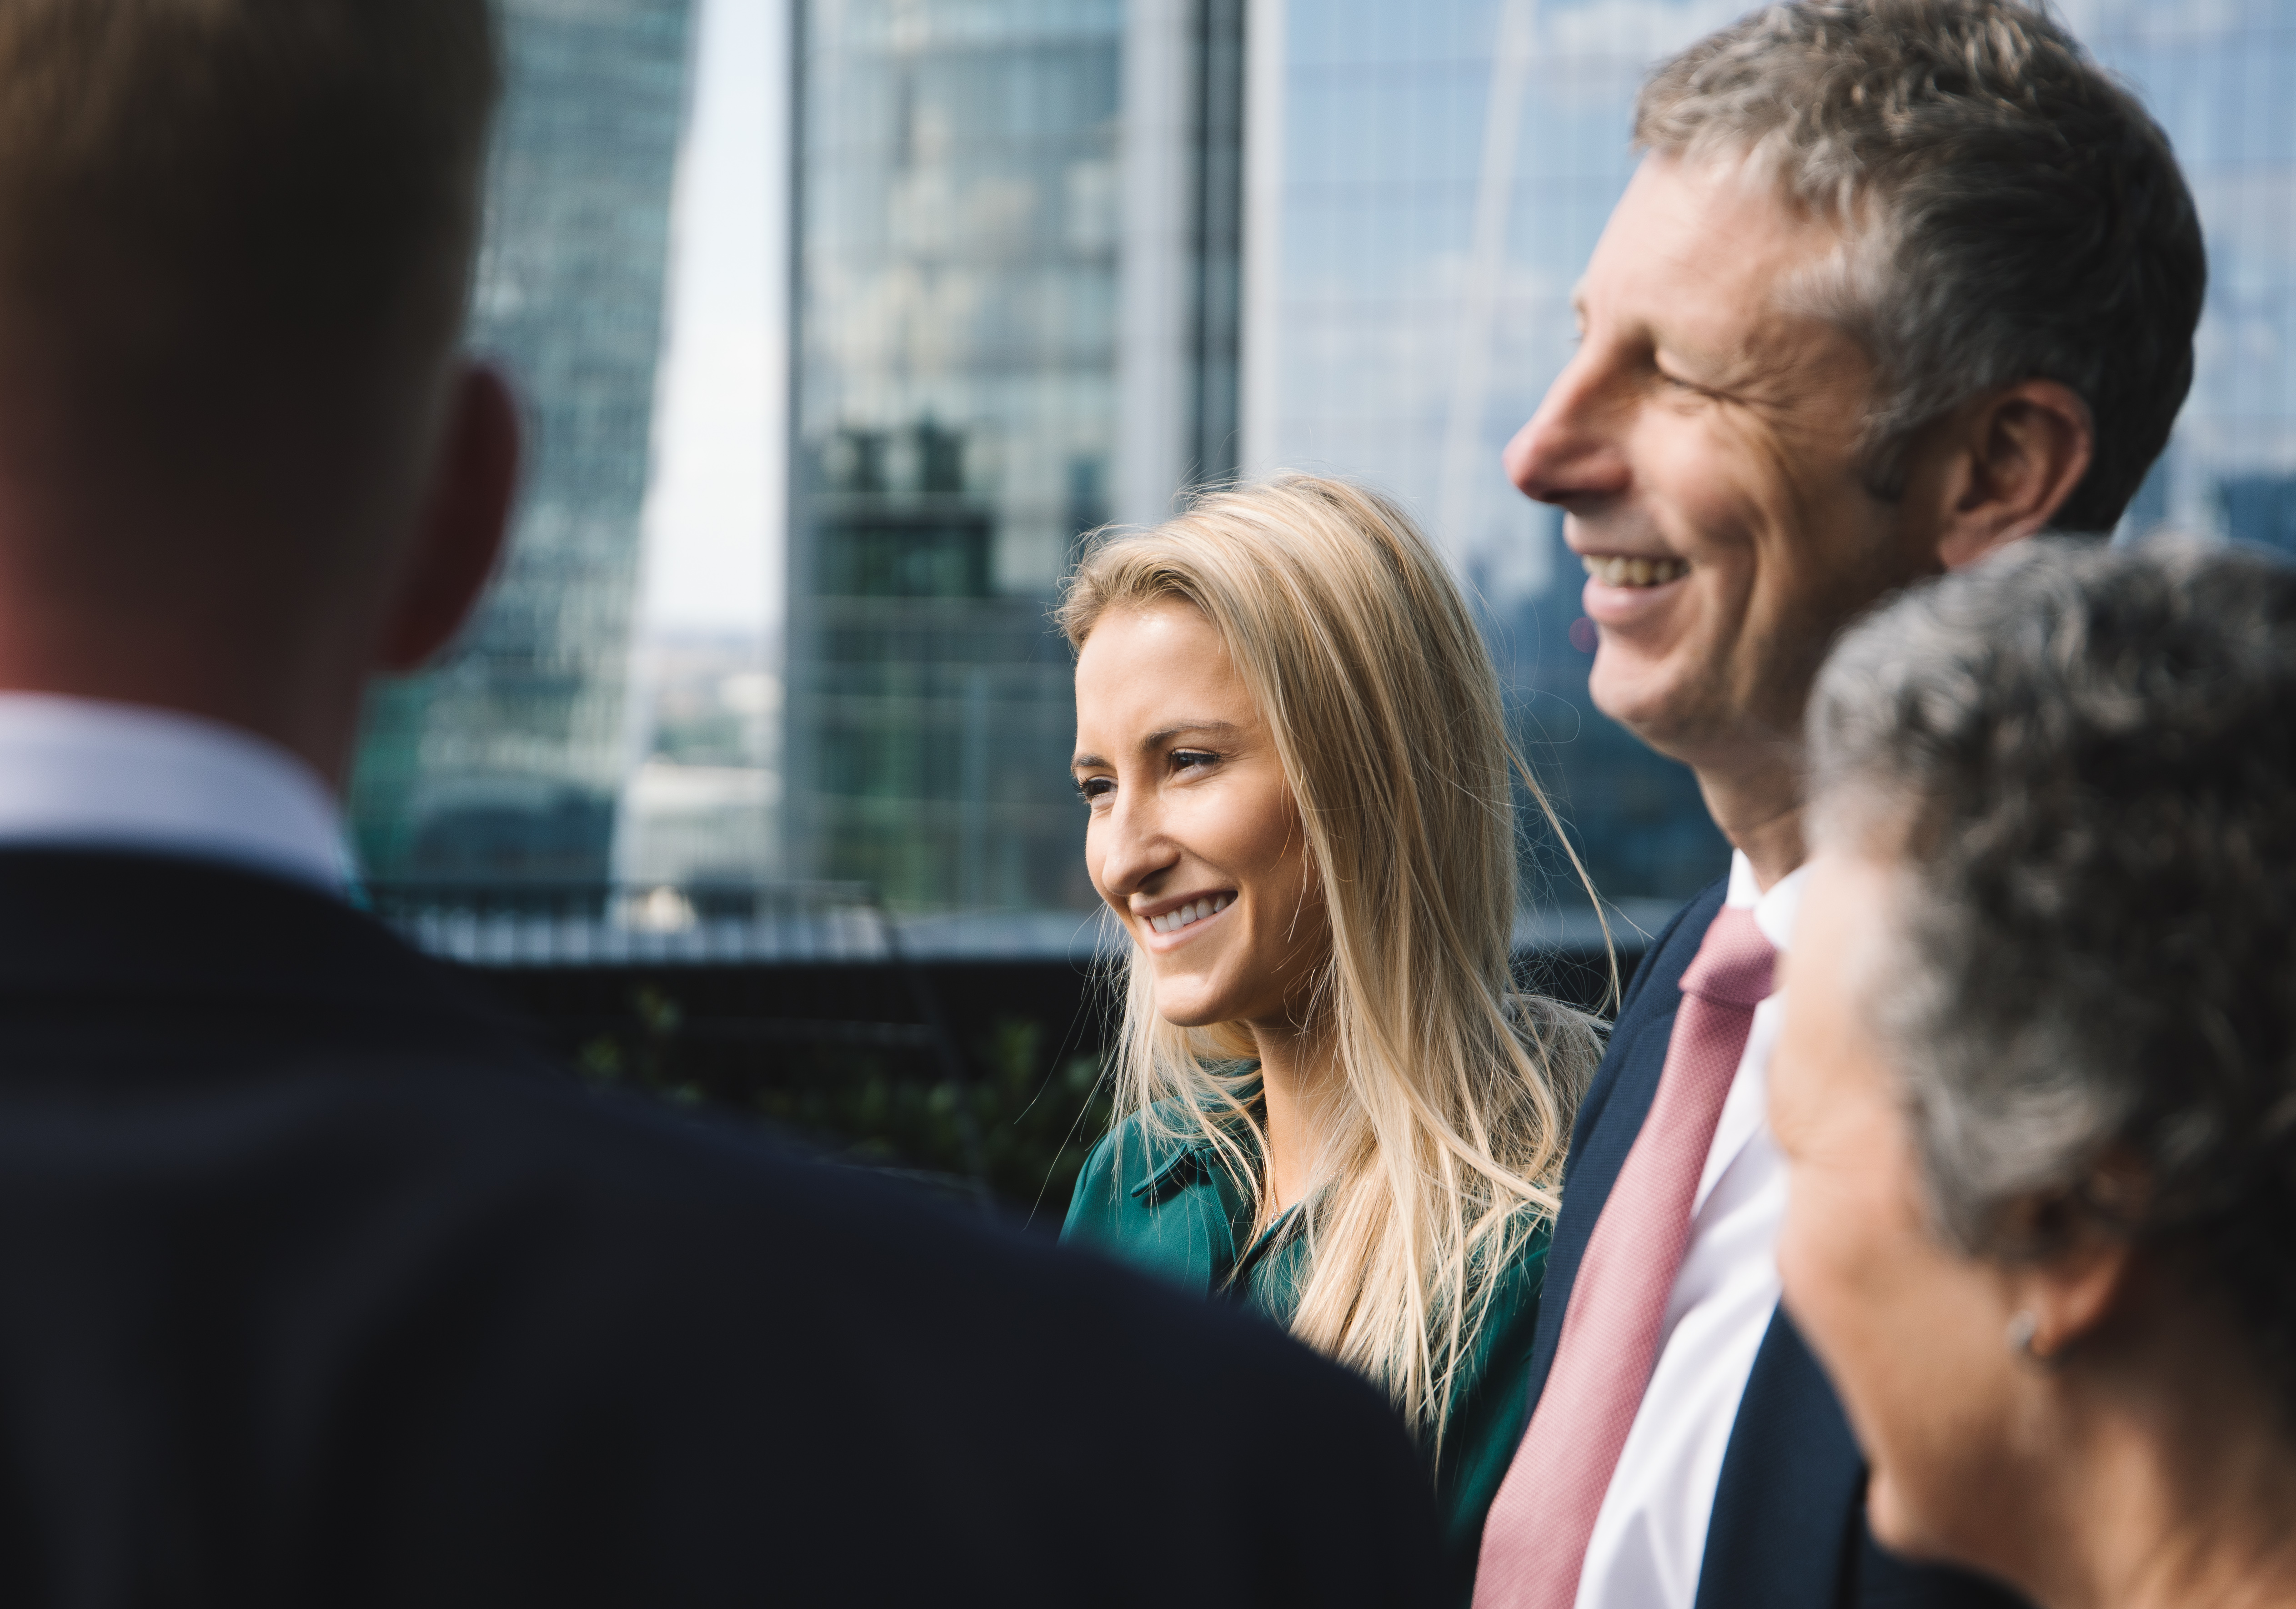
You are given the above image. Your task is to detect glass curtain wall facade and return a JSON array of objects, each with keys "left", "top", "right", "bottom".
[
  {"left": 789, "top": 0, "right": 1243, "bottom": 912},
  {"left": 2075, "top": 1, "right": 2296, "bottom": 554},
  {"left": 1255, "top": 0, "right": 2296, "bottom": 913},
  {"left": 348, "top": 0, "right": 696, "bottom": 885}
]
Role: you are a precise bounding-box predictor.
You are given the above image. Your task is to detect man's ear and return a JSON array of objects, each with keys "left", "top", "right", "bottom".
[
  {"left": 1925, "top": 379, "right": 2094, "bottom": 571},
  {"left": 374, "top": 361, "right": 521, "bottom": 674}
]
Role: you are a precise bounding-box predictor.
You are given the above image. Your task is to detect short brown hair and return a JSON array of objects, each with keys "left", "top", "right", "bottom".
[
  {"left": 0, "top": 0, "right": 499, "bottom": 494},
  {"left": 1639, "top": 0, "right": 2204, "bottom": 534}
]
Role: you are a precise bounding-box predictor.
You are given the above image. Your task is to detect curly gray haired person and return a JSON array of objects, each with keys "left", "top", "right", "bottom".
[{"left": 1771, "top": 536, "right": 2296, "bottom": 1609}]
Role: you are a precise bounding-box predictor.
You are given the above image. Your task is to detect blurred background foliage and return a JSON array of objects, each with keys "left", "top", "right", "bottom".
[
  {"left": 471, "top": 945, "right": 1620, "bottom": 1227},
  {"left": 485, "top": 962, "right": 1118, "bottom": 1226}
]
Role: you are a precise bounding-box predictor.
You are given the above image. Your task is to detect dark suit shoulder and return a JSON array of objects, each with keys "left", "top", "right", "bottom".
[
  {"left": 325, "top": 1058, "right": 1447, "bottom": 1605},
  {"left": 0, "top": 852, "right": 1444, "bottom": 1608}
]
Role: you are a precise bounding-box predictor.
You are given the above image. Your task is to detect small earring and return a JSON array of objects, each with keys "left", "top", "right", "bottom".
[{"left": 2005, "top": 1310, "right": 2054, "bottom": 1364}]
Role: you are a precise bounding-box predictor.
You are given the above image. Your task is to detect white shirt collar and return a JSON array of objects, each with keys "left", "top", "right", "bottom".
[
  {"left": 0, "top": 694, "right": 351, "bottom": 895},
  {"left": 1723, "top": 847, "right": 1809, "bottom": 956}
]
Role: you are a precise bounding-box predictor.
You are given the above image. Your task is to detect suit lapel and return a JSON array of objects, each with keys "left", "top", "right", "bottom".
[
  {"left": 1694, "top": 1307, "right": 1864, "bottom": 1609},
  {"left": 1522, "top": 877, "right": 1728, "bottom": 1418},
  {"left": 1700, "top": 1319, "right": 2034, "bottom": 1609}
]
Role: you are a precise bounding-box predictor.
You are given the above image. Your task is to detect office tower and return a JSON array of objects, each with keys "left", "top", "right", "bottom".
[
  {"left": 786, "top": 0, "right": 1243, "bottom": 912},
  {"left": 348, "top": 0, "right": 696, "bottom": 885},
  {"left": 2075, "top": 1, "right": 2296, "bottom": 554},
  {"left": 1244, "top": 0, "right": 2293, "bottom": 908}
]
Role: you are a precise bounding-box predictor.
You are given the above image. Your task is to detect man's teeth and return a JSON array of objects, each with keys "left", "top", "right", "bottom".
[
  {"left": 1583, "top": 554, "right": 1691, "bottom": 588},
  {"left": 1148, "top": 893, "right": 1234, "bottom": 935}
]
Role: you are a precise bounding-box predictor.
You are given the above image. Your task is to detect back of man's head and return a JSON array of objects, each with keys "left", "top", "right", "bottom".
[
  {"left": 1639, "top": 0, "right": 2203, "bottom": 534},
  {"left": 0, "top": 0, "right": 498, "bottom": 606}
]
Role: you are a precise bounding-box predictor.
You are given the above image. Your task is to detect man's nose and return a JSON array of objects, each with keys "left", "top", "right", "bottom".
[{"left": 1505, "top": 348, "right": 1631, "bottom": 508}]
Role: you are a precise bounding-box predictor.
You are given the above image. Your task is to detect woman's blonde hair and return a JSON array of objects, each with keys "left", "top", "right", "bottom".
[{"left": 1058, "top": 473, "right": 1604, "bottom": 1443}]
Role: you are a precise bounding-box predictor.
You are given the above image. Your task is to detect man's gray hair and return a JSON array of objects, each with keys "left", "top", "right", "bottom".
[
  {"left": 1808, "top": 538, "right": 2296, "bottom": 1407},
  {"left": 1639, "top": 0, "right": 2204, "bottom": 533}
]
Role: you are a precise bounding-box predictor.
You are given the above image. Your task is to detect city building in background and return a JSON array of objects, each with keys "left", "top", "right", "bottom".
[
  {"left": 615, "top": 629, "right": 783, "bottom": 886},
  {"left": 352, "top": 0, "right": 2296, "bottom": 939},
  {"left": 349, "top": 0, "right": 697, "bottom": 885},
  {"left": 2079, "top": 0, "right": 2296, "bottom": 561},
  {"left": 1243, "top": 0, "right": 2296, "bottom": 914},
  {"left": 784, "top": 0, "right": 1243, "bottom": 912}
]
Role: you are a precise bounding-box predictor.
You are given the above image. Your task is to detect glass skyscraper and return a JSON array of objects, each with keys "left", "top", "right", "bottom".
[
  {"left": 787, "top": 0, "right": 1242, "bottom": 912},
  {"left": 2079, "top": 0, "right": 2296, "bottom": 555},
  {"left": 348, "top": 0, "right": 696, "bottom": 885},
  {"left": 1248, "top": 0, "right": 2296, "bottom": 912}
]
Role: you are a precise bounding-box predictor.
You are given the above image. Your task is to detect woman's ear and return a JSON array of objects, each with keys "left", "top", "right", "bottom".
[
  {"left": 2012, "top": 1242, "right": 2131, "bottom": 1363},
  {"left": 1998, "top": 1173, "right": 2144, "bottom": 1362},
  {"left": 1925, "top": 379, "right": 2096, "bottom": 571},
  {"left": 374, "top": 361, "right": 521, "bottom": 673}
]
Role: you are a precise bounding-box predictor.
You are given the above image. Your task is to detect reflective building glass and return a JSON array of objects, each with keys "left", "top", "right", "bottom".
[
  {"left": 787, "top": 0, "right": 1126, "bottom": 911},
  {"left": 348, "top": 0, "right": 695, "bottom": 884},
  {"left": 2080, "top": 1, "right": 2296, "bottom": 555}
]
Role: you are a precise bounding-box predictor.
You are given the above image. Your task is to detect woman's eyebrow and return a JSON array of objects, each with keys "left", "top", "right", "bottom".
[
  {"left": 1075, "top": 721, "right": 1246, "bottom": 770},
  {"left": 1141, "top": 720, "right": 1243, "bottom": 750}
]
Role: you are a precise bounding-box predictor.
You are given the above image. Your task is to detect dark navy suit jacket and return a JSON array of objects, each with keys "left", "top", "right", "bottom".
[
  {"left": 1524, "top": 878, "right": 2026, "bottom": 1609},
  {"left": 0, "top": 848, "right": 1444, "bottom": 1607}
]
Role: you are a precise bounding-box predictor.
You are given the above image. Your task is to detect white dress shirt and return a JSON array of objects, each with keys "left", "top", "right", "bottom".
[
  {"left": 1573, "top": 850, "right": 1807, "bottom": 1609},
  {"left": 0, "top": 693, "right": 350, "bottom": 894}
]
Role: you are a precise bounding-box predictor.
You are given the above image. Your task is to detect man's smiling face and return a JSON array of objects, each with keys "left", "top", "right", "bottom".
[{"left": 1504, "top": 153, "right": 1943, "bottom": 770}]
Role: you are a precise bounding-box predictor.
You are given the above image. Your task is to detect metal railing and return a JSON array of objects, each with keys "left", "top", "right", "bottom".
[
  {"left": 365, "top": 878, "right": 1001, "bottom": 1211},
  {"left": 362, "top": 880, "right": 1663, "bottom": 971},
  {"left": 364, "top": 880, "right": 910, "bottom": 968}
]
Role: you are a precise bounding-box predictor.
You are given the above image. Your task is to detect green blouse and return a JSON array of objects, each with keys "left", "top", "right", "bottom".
[{"left": 1061, "top": 1107, "right": 1549, "bottom": 1609}]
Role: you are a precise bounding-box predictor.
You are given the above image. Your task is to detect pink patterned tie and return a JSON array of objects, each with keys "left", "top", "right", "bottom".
[{"left": 1472, "top": 906, "right": 1777, "bottom": 1609}]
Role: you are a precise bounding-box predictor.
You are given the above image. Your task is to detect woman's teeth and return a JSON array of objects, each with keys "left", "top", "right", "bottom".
[
  {"left": 1583, "top": 554, "right": 1691, "bottom": 588},
  {"left": 1148, "top": 893, "right": 1234, "bottom": 935}
]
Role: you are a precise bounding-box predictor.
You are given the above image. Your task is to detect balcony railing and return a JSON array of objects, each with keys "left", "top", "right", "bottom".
[
  {"left": 364, "top": 880, "right": 897, "bottom": 968},
  {"left": 362, "top": 880, "right": 1669, "bottom": 971}
]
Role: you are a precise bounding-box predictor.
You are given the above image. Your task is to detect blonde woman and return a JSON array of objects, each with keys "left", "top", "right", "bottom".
[{"left": 1059, "top": 475, "right": 1604, "bottom": 1605}]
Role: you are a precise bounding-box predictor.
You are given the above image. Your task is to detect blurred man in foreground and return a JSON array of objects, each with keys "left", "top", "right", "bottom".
[
  {"left": 0, "top": 4, "right": 1442, "bottom": 1603},
  {"left": 1473, "top": 2, "right": 2204, "bottom": 1607}
]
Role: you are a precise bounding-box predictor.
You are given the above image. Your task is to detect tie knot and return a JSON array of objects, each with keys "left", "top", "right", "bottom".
[{"left": 1677, "top": 905, "right": 1775, "bottom": 1008}]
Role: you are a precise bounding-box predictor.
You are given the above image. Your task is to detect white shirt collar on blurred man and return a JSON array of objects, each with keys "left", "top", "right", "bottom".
[{"left": 0, "top": 693, "right": 350, "bottom": 895}]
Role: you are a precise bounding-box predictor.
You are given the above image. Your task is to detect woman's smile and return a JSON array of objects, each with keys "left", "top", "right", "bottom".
[{"left": 1135, "top": 890, "right": 1237, "bottom": 948}]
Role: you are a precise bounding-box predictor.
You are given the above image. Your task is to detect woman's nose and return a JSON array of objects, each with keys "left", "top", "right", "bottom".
[{"left": 1094, "top": 794, "right": 1178, "bottom": 901}]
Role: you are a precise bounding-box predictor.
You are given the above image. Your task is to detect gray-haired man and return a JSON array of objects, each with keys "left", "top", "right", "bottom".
[{"left": 1472, "top": 3, "right": 2204, "bottom": 1608}]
